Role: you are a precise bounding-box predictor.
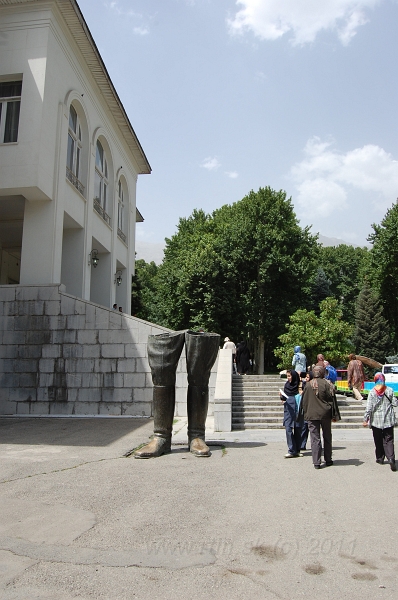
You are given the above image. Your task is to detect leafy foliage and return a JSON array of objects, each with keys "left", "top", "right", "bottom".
[
  {"left": 308, "top": 267, "right": 331, "bottom": 314},
  {"left": 317, "top": 244, "right": 369, "bottom": 322},
  {"left": 353, "top": 281, "right": 391, "bottom": 364},
  {"left": 131, "top": 259, "right": 159, "bottom": 321},
  {"left": 274, "top": 297, "right": 354, "bottom": 369},
  {"left": 149, "top": 188, "right": 318, "bottom": 367},
  {"left": 368, "top": 201, "right": 398, "bottom": 348}
]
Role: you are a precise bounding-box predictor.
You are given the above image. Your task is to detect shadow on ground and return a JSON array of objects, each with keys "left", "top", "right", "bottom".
[{"left": 0, "top": 417, "right": 152, "bottom": 447}]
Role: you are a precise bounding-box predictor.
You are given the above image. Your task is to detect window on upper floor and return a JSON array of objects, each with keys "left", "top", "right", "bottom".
[
  {"left": 66, "top": 104, "right": 84, "bottom": 195},
  {"left": 117, "top": 179, "right": 126, "bottom": 241},
  {"left": 117, "top": 180, "right": 123, "bottom": 230},
  {"left": 0, "top": 80, "right": 22, "bottom": 144},
  {"left": 94, "top": 139, "right": 111, "bottom": 225}
]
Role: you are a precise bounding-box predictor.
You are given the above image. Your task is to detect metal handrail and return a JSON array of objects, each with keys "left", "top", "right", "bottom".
[
  {"left": 117, "top": 228, "right": 127, "bottom": 244},
  {"left": 93, "top": 197, "right": 111, "bottom": 226},
  {"left": 66, "top": 167, "right": 84, "bottom": 195}
]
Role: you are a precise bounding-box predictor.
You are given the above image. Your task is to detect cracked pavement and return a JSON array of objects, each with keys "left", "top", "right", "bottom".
[{"left": 1, "top": 416, "right": 398, "bottom": 599}]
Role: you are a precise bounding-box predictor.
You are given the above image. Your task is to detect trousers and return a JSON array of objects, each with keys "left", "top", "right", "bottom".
[
  {"left": 371, "top": 426, "right": 395, "bottom": 462},
  {"left": 308, "top": 418, "right": 332, "bottom": 465}
]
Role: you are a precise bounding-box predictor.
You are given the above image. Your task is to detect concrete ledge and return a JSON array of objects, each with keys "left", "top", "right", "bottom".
[{"left": 213, "top": 349, "right": 232, "bottom": 432}]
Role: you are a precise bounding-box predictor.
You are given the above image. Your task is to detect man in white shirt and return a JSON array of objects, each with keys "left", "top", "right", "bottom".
[{"left": 223, "top": 337, "right": 237, "bottom": 374}]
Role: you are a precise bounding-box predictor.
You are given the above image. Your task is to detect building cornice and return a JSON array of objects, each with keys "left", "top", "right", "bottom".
[{"left": 0, "top": 0, "right": 152, "bottom": 175}]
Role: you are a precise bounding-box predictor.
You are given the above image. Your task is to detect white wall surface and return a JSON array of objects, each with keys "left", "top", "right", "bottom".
[{"left": 0, "top": 1, "right": 147, "bottom": 314}]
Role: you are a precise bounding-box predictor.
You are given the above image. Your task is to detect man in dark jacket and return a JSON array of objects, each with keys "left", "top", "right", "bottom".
[{"left": 302, "top": 365, "right": 341, "bottom": 469}]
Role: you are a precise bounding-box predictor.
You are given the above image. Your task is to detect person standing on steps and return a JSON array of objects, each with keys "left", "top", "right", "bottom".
[
  {"left": 223, "top": 337, "right": 237, "bottom": 374},
  {"left": 236, "top": 340, "right": 251, "bottom": 375},
  {"left": 347, "top": 354, "right": 365, "bottom": 401},
  {"left": 291, "top": 345, "right": 306, "bottom": 377},
  {"left": 363, "top": 372, "right": 398, "bottom": 471}
]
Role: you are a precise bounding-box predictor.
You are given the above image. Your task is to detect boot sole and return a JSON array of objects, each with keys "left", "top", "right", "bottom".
[
  {"left": 190, "top": 451, "right": 211, "bottom": 457},
  {"left": 134, "top": 449, "right": 171, "bottom": 459}
]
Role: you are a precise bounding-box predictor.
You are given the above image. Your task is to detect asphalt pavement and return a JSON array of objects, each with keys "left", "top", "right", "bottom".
[{"left": 1, "top": 415, "right": 397, "bottom": 600}]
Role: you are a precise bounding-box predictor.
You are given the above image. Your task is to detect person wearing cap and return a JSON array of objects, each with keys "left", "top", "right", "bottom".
[{"left": 223, "top": 337, "right": 237, "bottom": 374}]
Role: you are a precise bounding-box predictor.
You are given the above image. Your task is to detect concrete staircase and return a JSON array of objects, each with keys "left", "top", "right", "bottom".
[{"left": 232, "top": 374, "right": 365, "bottom": 430}]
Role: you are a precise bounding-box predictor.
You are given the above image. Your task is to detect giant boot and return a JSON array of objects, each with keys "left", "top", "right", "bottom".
[
  {"left": 134, "top": 331, "right": 185, "bottom": 459},
  {"left": 185, "top": 331, "right": 220, "bottom": 457}
]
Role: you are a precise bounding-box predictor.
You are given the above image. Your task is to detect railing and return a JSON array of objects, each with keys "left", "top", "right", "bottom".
[
  {"left": 66, "top": 167, "right": 84, "bottom": 195},
  {"left": 93, "top": 197, "right": 111, "bottom": 226},
  {"left": 117, "top": 228, "right": 127, "bottom": 244}
]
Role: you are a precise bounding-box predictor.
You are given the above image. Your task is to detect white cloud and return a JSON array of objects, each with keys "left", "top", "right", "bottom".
[
  {"left": 228, "top": 0, "right": 382, "bottom": 46},
  {"left": 201, "top": 156, "right": 221, "bottom": 171},
  {"left": 291, "top": 136, "right": 398, "bottom": 217},
  {"left": 105, "top": 2, "right": 150, "bottom": 34},
  {"left": 254, "top": 71, "right": 267, "bottom": 82},
  {"left": 133, "top": 26, "right": 149, "bottom": 36},
  {"left": 225, "top": 171, "right": 239, "bottom": 179}
]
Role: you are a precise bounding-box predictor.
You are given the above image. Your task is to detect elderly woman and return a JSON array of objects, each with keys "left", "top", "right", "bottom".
[
  {"left": 363, "top": 372, "right": 398, "bottom": 471},
  {"left": 301, "top": 365, "right": 341, "bottom": 469}
]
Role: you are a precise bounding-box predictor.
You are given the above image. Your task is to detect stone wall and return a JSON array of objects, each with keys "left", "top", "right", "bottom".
[{"left": 0, "top": 285, "right": 218, "bottom": 417}]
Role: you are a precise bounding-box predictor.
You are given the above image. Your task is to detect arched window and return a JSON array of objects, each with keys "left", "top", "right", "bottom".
[
  {"left": 94, "top": 139, "right": 110, "bottom": 225},
  {"left": 66, "top": 104, "right": 84, "bottom": 194},
  {"left": 117, "top": 179, "right": 127, "bottom": 242}
]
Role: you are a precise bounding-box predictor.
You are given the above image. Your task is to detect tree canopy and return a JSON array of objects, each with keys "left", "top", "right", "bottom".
[
  {"left": 317, "top": 244, "right": 368, "bottom": 322},
  {"left": 368, "top": 201, "right": 398, "bottom": 347},
  {"left": 354, "top": 281, "right": 391, "bottom": 364},
  {"left": 131, "top": 189, "right": 398, "bottom": 371},
  {"left": 274, "top": 297, "right": 354, "bottom": 369},
  {"left": 146, "top": 187, "right": 319, "bottom": 369}
]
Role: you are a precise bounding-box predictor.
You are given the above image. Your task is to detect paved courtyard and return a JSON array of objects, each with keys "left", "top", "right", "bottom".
[{"left": 0, "top": 416, "right": 397, "bottom": 600}]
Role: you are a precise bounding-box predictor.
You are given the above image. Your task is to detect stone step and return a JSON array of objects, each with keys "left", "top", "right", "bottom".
[
  {"left": 232, "top": 393, "right": 283, "bottom": 399},
  {"left": 232, "top": 406, "right": 364, "bottom": 413},
  {"left": 232, "top": 422, "right": 365, "bottom": 430},
  {"left": 233, "top": 381, "right": 282, "bottom": 385},
  {"left": 231, "top": 376, "right": 366, "bottom": 429}
]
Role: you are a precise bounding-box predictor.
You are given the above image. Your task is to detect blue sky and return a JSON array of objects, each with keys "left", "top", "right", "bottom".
[{"left": 78, "top": 0, "right": 398, "bottom": 248}]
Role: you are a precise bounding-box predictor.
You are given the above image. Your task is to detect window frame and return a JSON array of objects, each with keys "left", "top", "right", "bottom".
[
  {"left": 117, "top": 179, "right": 127, "bottom": 244},
  {"left": 94, "top": 139, "right": 111, "bottom": 225},
  {"left": 0, "top": 80, "right": 22, "bottom": 144},
  {"left": 66, "top": 104, "right": 84, "bottom": 195}
]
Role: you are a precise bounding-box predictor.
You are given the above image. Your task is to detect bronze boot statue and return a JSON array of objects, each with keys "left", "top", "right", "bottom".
[
  {"left": 134, "top": 331, "right": 185, "bottom": 458},
  {"left": 185, "top": 330, "right": 220, "bottom": 457}
]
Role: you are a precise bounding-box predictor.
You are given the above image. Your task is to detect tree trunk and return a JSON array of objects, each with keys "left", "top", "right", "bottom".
[{"left": 257, "top": 335, "right": 264, "bottom": 375}]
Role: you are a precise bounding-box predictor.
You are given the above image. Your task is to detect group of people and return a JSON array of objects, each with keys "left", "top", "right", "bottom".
[
  {"left": 223, "top": 337, "right": 251, "bottom": 375},
  {"left": 281, "top": 346, "right": 398, "bottom": 471},
  {"left": 281, "top": 363, "right": 340, "bottom": 469},
  {"left": 112, "top": 303, "right": 123, "bottom": 312}
]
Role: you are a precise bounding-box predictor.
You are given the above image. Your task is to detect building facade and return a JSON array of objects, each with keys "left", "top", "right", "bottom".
[{"left": 0, "top": 0, "right": 151, "bottom": 314}]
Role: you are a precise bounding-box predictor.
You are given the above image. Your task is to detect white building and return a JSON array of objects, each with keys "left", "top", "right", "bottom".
[{"left": 0, "top": 0, "right": 151, "bottom": 314}]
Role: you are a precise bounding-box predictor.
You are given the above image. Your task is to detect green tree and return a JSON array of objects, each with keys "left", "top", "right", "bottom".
[
  {"left": 353, "top": 281, "right": 391, "bottom": 364},
  {"left": 318, "top": 244, "right": 369, "bottom": 322},
  {"left": 309, "top": 267, "right": 331, "bottom": 314},
  {"left": 274, "top": 297, "right": 354, "bottom": 369},
  {"left": 131, "top": 259, "right": 159, "bottom": 321},
  {"left": 368, "top": 200, "right": 398, "bottom": 347},
  {"left": 152, "top": 188, "right": 319, "bottom": 371}
]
